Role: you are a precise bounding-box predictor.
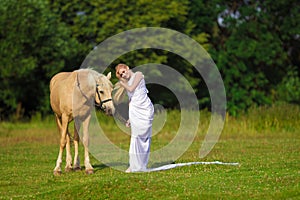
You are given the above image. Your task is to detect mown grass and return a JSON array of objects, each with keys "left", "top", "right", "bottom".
[{"left": 0, "top": 103, "right": 299, "bottom": 199}]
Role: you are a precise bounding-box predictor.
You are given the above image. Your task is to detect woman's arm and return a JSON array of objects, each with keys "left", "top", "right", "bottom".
[{"left": 120, "top": 72, "right": 143, "bottom": 92}]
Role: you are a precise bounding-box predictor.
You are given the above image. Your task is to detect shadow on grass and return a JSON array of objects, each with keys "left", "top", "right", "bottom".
[
  {"left": 150, "top": 161, "right": 175, "bottom": 168},
  {"left": 92, "top": 164, "right": 108, "bottom": 172},
  {"left": 92, "top": 162, "right": 129, "bottom": 172}
]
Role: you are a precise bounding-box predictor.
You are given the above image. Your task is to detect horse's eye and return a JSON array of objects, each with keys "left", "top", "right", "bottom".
[{"left": 99, "top": 91, "right": 104, "bottom": 94}]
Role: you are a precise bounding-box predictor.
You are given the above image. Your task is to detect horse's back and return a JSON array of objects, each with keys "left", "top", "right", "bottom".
[
  {"left": 50, "top": 71, "right": 77, "bottom": 117},
  {"left": 50, "top": 69, "right": 98, "bottom": 118},
  {"left": 50, "top": 72, "right": 71, "bottom": 91}
]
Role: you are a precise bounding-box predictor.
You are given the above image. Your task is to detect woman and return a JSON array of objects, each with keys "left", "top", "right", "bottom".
[{"left": 115, "top": 64, "right": 154, "bottom": 172}]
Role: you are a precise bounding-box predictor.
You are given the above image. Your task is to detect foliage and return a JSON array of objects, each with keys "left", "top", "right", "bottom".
[
  {"left": 276, "top": 68, "right": 300, "bottom": 104},
  {"left": 48, "top": 0, "right": 192, "bottom": 65},
  {"left": 48, "top": 0, "right": 204, "bottom": 109},
  {"left": 208, "top": 0, "right": 300, "bottom": 115},
  {"left": 0, "top": 0, "right": 299, "bottom": 119},
  {"left": 0, "top": 0, "right": 78, "bottom": 120}
]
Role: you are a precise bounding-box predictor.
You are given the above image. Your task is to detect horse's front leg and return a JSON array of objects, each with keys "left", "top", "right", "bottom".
[
  {"left": 73, "top": 123, "right": 81, "bottom": 171},
  {"left": 82, "top": 114, "right": 94, "bottom": 174},
  {"left": 54, "top": 114, "right": 68, "bottom": 175},
  {"left": 65, "top": 129, "right": 73, "bottom": 172}
]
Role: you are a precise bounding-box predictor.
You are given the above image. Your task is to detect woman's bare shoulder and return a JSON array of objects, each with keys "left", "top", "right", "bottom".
[
  {"left": 135, "top": 71, "right": 143, "bottom": 76},
  {"left": 134, "top": 71, "right": 144, "bottom": 78}
]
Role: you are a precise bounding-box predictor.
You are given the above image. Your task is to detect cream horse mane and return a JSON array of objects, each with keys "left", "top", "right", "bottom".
[
  {"left": 112, "top": 81, "right": 127, "bottom": 105},
  {"left": 77, "top": 68, "right": 113, "bottom": 88}
]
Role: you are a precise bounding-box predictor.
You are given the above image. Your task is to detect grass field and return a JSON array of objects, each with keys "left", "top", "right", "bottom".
[{"left": 0, "top": 104, "right": 299, "bottom": 199}]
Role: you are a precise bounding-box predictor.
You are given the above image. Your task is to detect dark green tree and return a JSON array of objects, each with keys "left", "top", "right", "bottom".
[
  {"left": 49, "top": 0, "right": 210, "bottom": 108},
  {"left": 207, "top": 0, "right": 300, "bottom": 115},
  {"left": 2, "top": 0, "right": 297, "bottom": 119},
  {"left": 0, "top": 0, "right": 78, "bottom": 120},
  {"left": 48, "top": 0, "right": 196, "bottom": 66}
]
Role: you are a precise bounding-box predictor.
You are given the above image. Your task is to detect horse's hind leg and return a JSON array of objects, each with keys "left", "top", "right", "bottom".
[
  {"left": 73, "top": 123, "right": 81, "bottom": 171},
  {"left": 53, "top": 114, "right": 68, "bottom": 175}
]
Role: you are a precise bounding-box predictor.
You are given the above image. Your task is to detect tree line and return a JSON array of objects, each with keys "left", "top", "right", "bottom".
[{"left": 0, "top": 0, "right": 299, "bottom": 120}]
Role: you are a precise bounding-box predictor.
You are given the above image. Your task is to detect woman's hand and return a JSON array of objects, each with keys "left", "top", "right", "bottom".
[
  {"left": 119, "top": 78, "right": 127, "bottom": 87},
  {"left": 125, "top": 119, "right": 131, "bottom": 127},
  {"left": 121, "top": 72, "right": 143, "bottom": 92}
]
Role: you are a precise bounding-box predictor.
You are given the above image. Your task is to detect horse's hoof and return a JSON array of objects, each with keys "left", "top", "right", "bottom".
[
  {"left": 53, "top": 170, "right": 62, "bottom": 176},
  {"left": 74, "top": 167, "right": 81, "bottom": 171},
  {"left": 85, "top": 169, "right": 94, "bottom": 175},
  {"left": 65, "top": 167, "right": 73, "bottom": 172}
]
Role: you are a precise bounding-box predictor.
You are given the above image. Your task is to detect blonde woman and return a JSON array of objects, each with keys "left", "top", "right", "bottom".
[{"left": 115, "top": 64, "right": 154, "bottom": 172}]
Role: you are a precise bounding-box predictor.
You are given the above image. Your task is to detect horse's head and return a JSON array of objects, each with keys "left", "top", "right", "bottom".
[{"left": 95, "top": 72, "right": 115, "bottom": 115}]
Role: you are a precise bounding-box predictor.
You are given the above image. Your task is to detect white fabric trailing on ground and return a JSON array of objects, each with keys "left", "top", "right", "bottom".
[{"left": 144, "top": 161, "right": 240, "bottom": 172}]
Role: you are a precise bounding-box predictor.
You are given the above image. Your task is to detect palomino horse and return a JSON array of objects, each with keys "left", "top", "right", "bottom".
[{"left": 50, "top": 68, "right": 115, "bottom": 175}]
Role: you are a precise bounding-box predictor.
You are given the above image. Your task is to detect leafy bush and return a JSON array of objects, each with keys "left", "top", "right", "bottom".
[{"left": 276, "top": 68, "right": 300, "bottom": 104}]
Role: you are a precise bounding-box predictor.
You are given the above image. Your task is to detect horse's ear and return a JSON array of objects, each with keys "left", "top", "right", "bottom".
[{"left": 107, "top": 72, "right": 111, "bottom": 80}]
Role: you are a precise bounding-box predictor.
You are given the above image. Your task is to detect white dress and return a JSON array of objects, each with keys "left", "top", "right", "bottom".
[{"left": 127, "top": 73, "right": 154, "bottom": 172}]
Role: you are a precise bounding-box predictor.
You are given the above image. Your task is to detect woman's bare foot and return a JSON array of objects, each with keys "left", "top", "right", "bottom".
[{"left": 125, "top": 168, "right": 131, "bottom": 173}]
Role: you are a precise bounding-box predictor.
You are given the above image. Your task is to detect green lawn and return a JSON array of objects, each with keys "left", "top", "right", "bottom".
[{"left": 0, "top": 104, "right": 299, "bottom": 199}]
